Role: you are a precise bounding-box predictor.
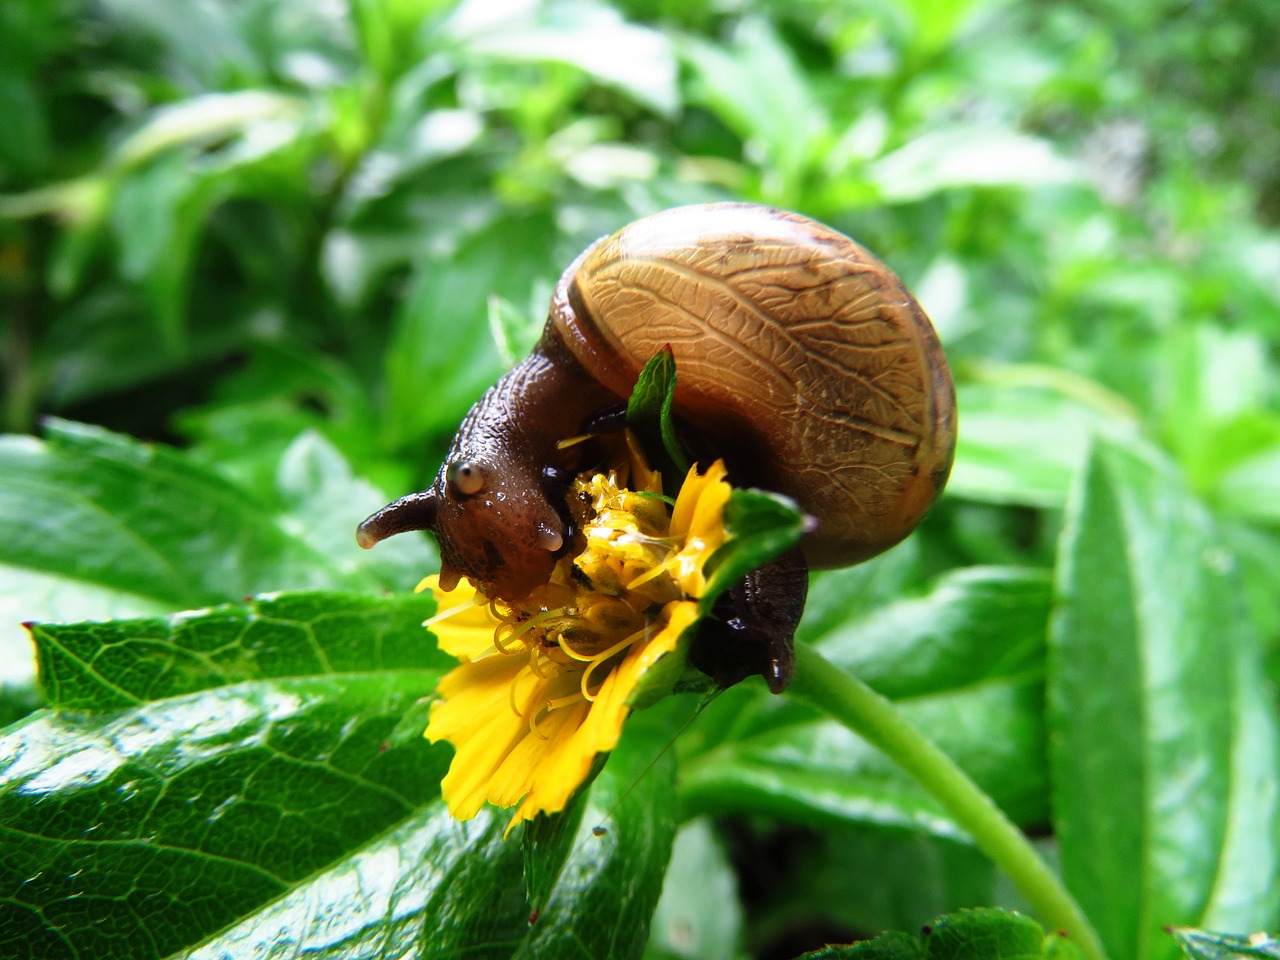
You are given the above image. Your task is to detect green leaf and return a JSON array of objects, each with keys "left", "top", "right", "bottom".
[
  {"left": 1171, "top": 928, "right": 1280, "bottom": 959},
  {"left": 455, "top": 1, "right": 679, "bottom": 117},
  {"left": 948, "top": 384, "right": 1120, "bottom": 509},
  {"left": 30, "top": 591, "right": 445, "bottom": 713},
  {"left": 416, "top": 722, "right": 678, "bottom": 960},
  {"left": 777, "top": 825, "right": 999, "bottom": 950},
  {"left": 644, "top": 819, "right": 743, "bottom": 960},
  {"left": 177, "top": 802, "right": 515, "bottom": 960},
  {"left": 702, "top": 488, "right": 809, "bottom": 611},
  {"left": 793, "top": 908, "right": 1084, "bottom": 959},
  {"left": 1049, "top": 437, "right": 1280, "bottom": 960},
  {"left": 678, "top": 675, "right": 1046, "bottom": 837},
  {"left": 384, "top": 210, "right": 560, "bottom": 448},
  {"left": 0, "top": 420, "right": 394, "bottom": 615},
  {"left": 626, "top": 345, "right": 691, "bottom": 479},
  {"left": 680, "top": 18, "right": 826, "bottom": 201},
  {"left": 515, "top": 725, "right": 678, "bottom": 959},
  {"left": 924, "top": 908, "right": 1078, "bottom": 960},
  {"left": 797, "top": 930, "right": 923, "bottom": 959},
  {"left": 273, "top": 431, "right": 438, "bottom": 592},
  {"left": 0, "top": 673, "right": 447, "bottom": 960},
  {"left": 523, "top": 778, "right": 592, "bottom": 915},
  {"left": 868, "top": 128, "right": 1077, "bottom": 202},
  {"left": 0, "top": 567, "right": 172, "bottom": 698},
  {"left": 488, "top": 293, "right": 544, "bottom": 369},
  {"left": 809, "top": 566, "right": 1050, "bottom": 700},
  {"left": 799, "top": 540, "right": 923, "bottom": 642}
]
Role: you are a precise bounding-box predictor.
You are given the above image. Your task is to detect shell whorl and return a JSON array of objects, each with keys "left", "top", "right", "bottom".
[{"left": 551, "top": 202, "right": 956, "bottom": 567}]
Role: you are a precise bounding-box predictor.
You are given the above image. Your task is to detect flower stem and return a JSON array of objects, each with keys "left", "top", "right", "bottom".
[{"left": 788, "top": 643, "right": 1109, "bottom": 960}]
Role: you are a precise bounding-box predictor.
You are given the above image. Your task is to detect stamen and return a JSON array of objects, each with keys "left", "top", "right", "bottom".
[
  {"left": 493, "top": 621, "right": 520, "bottom": 655},
  {"left": 580, "top": 625, "right": 649, "bottom": 702},
  {"left": 527, "top": 648, "right": 553, "bottom": 679},
  {"left": 495, "top": 608, "right": 563, "bottom": 654},
  {"left": 424, "top": 596, "right": 485, "bottom": 628},
  {"left": 556, "top": 632, "right": 598, "bottom": 663},
  {"left": 509, "top": 670, "right": 527, "bottom": 718},
  {"left": 546, "top": 692, "right": 584, "bottom": 711},
  {"left": 528, "top": 704, "right": 551, "bottom": 740}
]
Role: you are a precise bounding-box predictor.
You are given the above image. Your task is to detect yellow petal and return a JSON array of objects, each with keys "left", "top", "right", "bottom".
[
  {"left": 669, "top": 460, "right": 730, "bottom": 543},
  {"left": 422, "top": 575, "right": 499, "bottom": 660}
]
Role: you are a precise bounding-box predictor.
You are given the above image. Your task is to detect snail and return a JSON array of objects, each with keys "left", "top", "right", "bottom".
[{"left": 358, "top": 203, "right": 956, "bottom": 690}]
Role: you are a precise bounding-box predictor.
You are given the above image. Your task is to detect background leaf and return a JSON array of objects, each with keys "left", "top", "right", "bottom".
[{"left": 1049, "top": 437, "right": 1280, "bottom": 960}]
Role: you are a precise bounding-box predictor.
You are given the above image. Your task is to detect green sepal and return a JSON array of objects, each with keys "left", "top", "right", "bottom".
[
  {"left": 700, "top": 487, "right": 809, "bottom": 612},
  {"left": 626, "top": 346, "right": 692, "bottom": 485}
]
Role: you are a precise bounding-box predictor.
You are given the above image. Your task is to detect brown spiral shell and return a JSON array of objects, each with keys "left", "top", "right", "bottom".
[{"left": 550, "top": 203, "right": 956, "bottom": 567}]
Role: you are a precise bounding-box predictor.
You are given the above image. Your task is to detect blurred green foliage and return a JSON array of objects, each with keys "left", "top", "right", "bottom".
[{"left": 2, "top": 0, "right": 1279, "bottom": 958}]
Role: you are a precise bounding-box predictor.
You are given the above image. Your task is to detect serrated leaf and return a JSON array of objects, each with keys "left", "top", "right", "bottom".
[
  {"left": 1171, "top": 928, "right": 1280, "bottom": 959},
  {"left": 0, "top": 673, "right": 447, "bottom": 960},
  {"left": 30, "top": 591, "right": 444, "bottom": 712},
  {"left": 924, "top": 908, "right": 1073, "bottom": 960},
  {"left": 794, "top": 908, "right": 1083, "bottom": 959},
  {"left": 1049, "top": 437, "right": 1280, "bottom": 960},
  {"left": 798, "top": 931, "right": 924, "bottom": 959}
]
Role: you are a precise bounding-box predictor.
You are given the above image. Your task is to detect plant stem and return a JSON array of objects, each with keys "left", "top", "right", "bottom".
[{"left": 788, "top": 643, "right": 1109, "bottom": 960}]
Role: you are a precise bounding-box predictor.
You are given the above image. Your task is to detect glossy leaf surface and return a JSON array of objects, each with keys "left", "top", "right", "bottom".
[
  {"left": 1049, "top": 437, "right": 1280, "bottom": 960},
  {"left": 795, "top": 907, "right": 1085, "bottom": 959},
  {"left": 1171, "top": 929, "right": 1280, "bottom": 959},
  {"left": 0, "top": 674, "right": 446, "bottom": 960},
  {"left": 679, "top": 565, "right": 1051, "bottom": 835},
  {"left": 31, "top": 591, "right": 444, "bottom": 711}
]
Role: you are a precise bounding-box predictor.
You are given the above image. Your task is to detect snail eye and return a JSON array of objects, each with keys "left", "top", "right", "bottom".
[{"left": 447, "top": 460, "right": 488, "bottom": 496}]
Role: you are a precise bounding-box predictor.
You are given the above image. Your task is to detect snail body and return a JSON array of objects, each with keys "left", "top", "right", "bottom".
[{"left": 359, "top": 203, "right": 956, "bottom": 611}]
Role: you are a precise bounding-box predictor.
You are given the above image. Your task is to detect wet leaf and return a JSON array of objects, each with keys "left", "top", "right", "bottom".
[
  {"left": 1050, "top": 437, "right": 1280, "bottom": 960},
  {"left": 30, "top": 591, "right": 444, "bottom": 712}
]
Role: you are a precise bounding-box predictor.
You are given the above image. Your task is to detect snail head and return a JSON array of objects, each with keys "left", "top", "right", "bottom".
[{"left": 355, "top": 451, "right": 569, "bottom": 602}]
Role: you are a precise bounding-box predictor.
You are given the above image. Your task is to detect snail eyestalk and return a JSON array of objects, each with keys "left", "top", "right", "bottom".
[{"left": 356, "top": 491, "right": 438, "bottom": 549}]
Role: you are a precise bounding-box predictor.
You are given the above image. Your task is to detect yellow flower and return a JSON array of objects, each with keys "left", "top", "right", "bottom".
[{"left": 421, "top": 457, "right": 733, "bottom": 833}]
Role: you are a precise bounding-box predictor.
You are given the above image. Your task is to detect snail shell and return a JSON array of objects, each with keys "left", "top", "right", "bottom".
[{"left": 551, "top": 203, "right": 956, "bottom": 567}]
